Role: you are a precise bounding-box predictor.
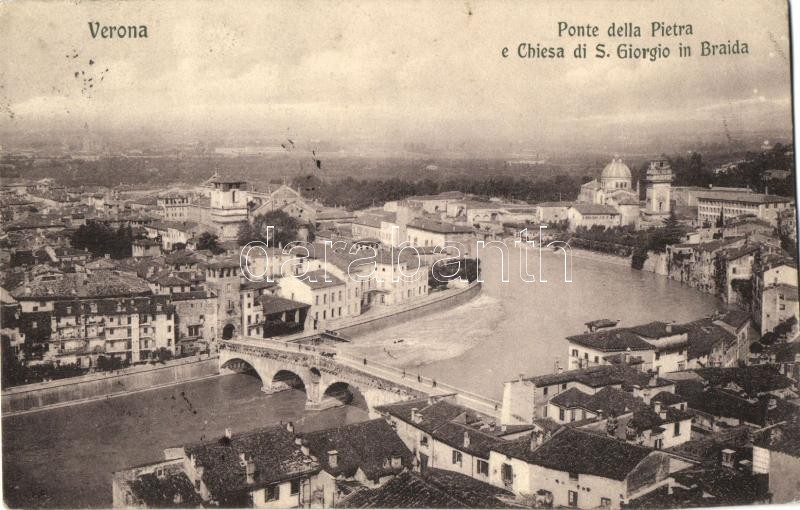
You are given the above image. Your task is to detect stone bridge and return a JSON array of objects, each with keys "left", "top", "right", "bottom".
[{"left": 219, "top": 336, "right": 502, "bottom": 419}]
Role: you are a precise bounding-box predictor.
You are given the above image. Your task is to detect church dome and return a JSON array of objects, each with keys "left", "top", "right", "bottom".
[{"left": 601, "top": 158, "right": 632, "bottom": 181}]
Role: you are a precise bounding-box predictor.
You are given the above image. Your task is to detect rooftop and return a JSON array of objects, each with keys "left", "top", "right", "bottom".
[{"left": 492, "top": 426, "right": 654, "bottom": 481}]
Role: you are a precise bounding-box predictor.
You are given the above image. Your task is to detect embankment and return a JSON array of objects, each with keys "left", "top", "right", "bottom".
[
  {"left": 2, "top": 355, "right": 219, "bottom": 415},
  {"left": 331, "top": 281, "right": 482, "bottom": 338}
]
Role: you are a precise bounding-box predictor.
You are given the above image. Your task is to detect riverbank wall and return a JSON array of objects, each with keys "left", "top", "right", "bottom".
[
  {"left": 330, "top": 281, "right": 482, "bottom": 338},
  {"left": 2, "top": 355, "right": 219, "bottom": 415}
]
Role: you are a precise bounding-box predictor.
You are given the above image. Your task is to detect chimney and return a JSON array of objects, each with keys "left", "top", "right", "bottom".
[
  {"left": 649, "top": 373, "right": 658, "bottom": 387},
  {"left": 411, "top": 408, "right": 422, "bottom": 424},
  {"left": 557, "top": 366, "right": 564, "bottom": 374},
  {"left": 328, "top": 450, "right": 338, "bottom": 468},
  {"left": 245, "top": 458, "right": 256, "bottom": 484},
  {"left": 463, "top": 431, "right": 471, "bottom": 449},
  {"left": 665, "top": 323, "right": 672, "bottom": 334},
  {"left": 653, "top": 401, "right": 662, "bottom": 414},
  {"left": 295, "top": 437, "right": 303, "bottom": 446},
  {"left": 225, "top": 428, "right": 232, "bottom": 439},
  {"left": 721, "top": 449, "right": 735, "bottom": 469},
  {"left": 301, "top": 441, "right": 310, "bottom": 457},
  {"left": 173, "top": 493, "right": 183, "bottom": 505},
  {"left": 286, "top": 421, "right": 294, "bottom": 434},
  {"left": 530, "top": 430, "right": 548, "bottom": 451},
  {"left": 390, "top": 452, "right": 402, "bottom": 469}
]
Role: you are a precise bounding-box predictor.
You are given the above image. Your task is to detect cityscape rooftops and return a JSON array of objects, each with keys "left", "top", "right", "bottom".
[
  {"left": 694, "top": 191, "right": 793, "bottom": 204},
  {"left": 11, "top": 271, "right": 152, "bottom": 300},
  {"left": 259, "top": 295, "right": 310, "bottom": 315}
]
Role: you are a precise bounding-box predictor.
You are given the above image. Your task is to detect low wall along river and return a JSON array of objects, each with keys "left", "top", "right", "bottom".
[
  {"left": 2, "top": 356, "right": 219, "bottom": 415},
  {"left": 1, "top": 282, "right": 482, "bottom": 414}
]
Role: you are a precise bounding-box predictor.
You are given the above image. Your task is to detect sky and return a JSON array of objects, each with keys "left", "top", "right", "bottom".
[{"left": 0, "top": 0, "right": 794, "bottom": 148}]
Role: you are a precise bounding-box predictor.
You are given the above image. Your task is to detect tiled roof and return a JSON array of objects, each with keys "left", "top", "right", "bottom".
[
  {"left": 341, "top": 468, "right": 514, "bottom": 509},
  {"left": 566, "top": 328, "right": 654, "bottom": 352},
  {"left": 260, "top": 295, "right": 310, "bottom": 315},
  {"left": 571, "top": 204, "right": 620, "bottom": 216},
  {"left": 300, "top": 419, "right": 412, "bottom": 480},
  {"left": 11, "top": 271, "right": 152, "bottom": 300},
  {"left": 693, "top": 365, "right": 793, "bottom": 394},
  {"left": 407, "top": 219, "right": 473, "bottom": 234},
  {"left": 492, "top": 426, "right": 653, "bottom": 481},
  {"left": 551, "top": 386, "right": 647, "bottom": 417},
  {"left": 695, "top": 192, "right": 792, "bottom": 204},
  {"left": 126, "top": 470, "right": 203, "bottom": 508},
  {"left": 183, "top": 425, "right": 319, "bottom": 499},
  {"left": 430, "top": 421, "right": 505, "bottom": 459},
  {"left": 375, "top": 398, "right": 469, "bottom": 435},
  {"left": 296, "top": 269, "right": 345, "bottom": 290},
  {"left": 752, "top": 421, "right": 800, "bottom": 458}
]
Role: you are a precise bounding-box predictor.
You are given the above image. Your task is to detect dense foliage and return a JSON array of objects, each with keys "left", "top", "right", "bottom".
[
  {"left": 237, "top": 210, "right": 301, "bottom": 247},
  {"left": 71, "top": 221, "right": 135, "bottom": 259}
]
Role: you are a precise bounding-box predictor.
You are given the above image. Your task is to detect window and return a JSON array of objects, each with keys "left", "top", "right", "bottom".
[
  {"left": 266, "top": 485, "right": 280, "bottom": 502},
  {"left": 290, "top": 480, "right": 300, "bottom": 496},
  {"left": 452, "top": 450, "right": 463, "bottom": 466},
  {"left": 569, "top": 472, "right": 578, "bottom": 481},
  {"left": 601, "top": 497, "right": 611, "bottom": 507},
  {"left": 477, "top": 459, "right": 489, "bottom": 476},
  {"left": 655, "top": 351, "right": 661, "bottom": 360},
  {"left": 501, "top": 464, "right": 514, "bottom": 488},
  {"left": 420, "top": 435, "right": 429, "bottom": 447},
  {"left": 543, "top": 386, "right": 548, "bottom": 396},
  {"left": 674, "top": 422, "right": 680, "bottom": 437},
  {"left": 562, "top": 383, "right": 567, "bottom": 390},
  {"left": 568, "top": 490, "right": 578, "bottom": 507},
  {"left": 654, "top": 438, "right": 663, "bottom": 449},
  {"left": 559, "top": 408, "right": 565, "bottom": 421}
]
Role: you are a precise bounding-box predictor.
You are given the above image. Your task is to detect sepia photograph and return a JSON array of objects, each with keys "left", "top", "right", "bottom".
[{"left": 0, "top": 0, "right": 799, "bottom": 508}]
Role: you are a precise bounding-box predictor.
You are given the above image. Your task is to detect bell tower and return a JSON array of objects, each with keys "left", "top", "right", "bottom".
[{"left": 644, "top": 159, "right": 673, "bottom": 216}]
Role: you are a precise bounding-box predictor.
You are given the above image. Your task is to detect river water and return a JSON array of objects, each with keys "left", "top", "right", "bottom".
[
  {"left": 340, "top": 246, "right": 721, "bottom": 400},
  {"left": 2, "top": 248, "right": 720, "bottom": 508}
]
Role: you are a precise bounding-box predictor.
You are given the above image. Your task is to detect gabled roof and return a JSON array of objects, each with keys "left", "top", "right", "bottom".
[
  {"left": 341, "top": 468, "right": 514, "bottom": 509},
  {"left": 567, "top": 328, "right": 654, "bottom": 352},
  {"left": 491, "top": 426, "right": 654, "bottom": 481},
  {"left": 571, "top": 204, "right": 620, "bottom": 216},
  {"left": 295, "top": 269, "right": 345, "bottom": 290},
  {"left": 300, "top": 419, "right": 412, "bottom": 481},
  {"left": 183, "top": 425, "right": 319, "bottom": 498},
  {"left": 259, "top": 295, "right": 310, "bottom": 315},
  {"left": 375, "top": 398, "right": 468, "bottom": 435}
]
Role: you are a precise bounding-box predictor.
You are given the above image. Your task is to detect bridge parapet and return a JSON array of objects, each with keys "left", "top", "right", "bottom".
[{"left": 219, "top": 335, "right": 502, "bottom": 419}]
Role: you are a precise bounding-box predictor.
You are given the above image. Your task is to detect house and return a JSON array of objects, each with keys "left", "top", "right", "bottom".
[
  {"left": 500, "top": 362, "right": 676, "bottom": 425},
  {"left": 536, "top": 202, "right": 572, "bottom": 224},
  {"left": 375, "top": 397, "right": 506, "bottom": 482},
  {"left": 695, "top": 191, "right": 793, "bottom": 227},
  {"left": 278, "top": 269, "right": 348, "bottom": 331},
  {"left": 300, "top": 418, "right": 413, "bottom": 503},
  {"left": 567, "top": 204, "right": 622, "bottom": 231},
  {"left": 166, "top": 423, "right": 328, "bottom": 508},
  {"left": 10, "top": 271, "right": 176, "bottom": 365},
  {"left": 405, "top": 219, "right": 474, "bottom": 255},
  {"left": 752, "top": 421, "right": 800, "bottom": 504},
  {"left": 488, "top": 426, "right": 675, "bottom": 508}
]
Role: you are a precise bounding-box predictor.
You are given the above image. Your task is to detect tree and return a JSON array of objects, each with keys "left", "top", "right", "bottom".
[
  {"left": 238, "top": 211, "right": 300, "bottom": 247},
  {"left": 715, "top": 209, "right": 725, "bottom": 228},
  {"left": 71, "top": 220, "right": 134, "bottom": 259},
  {"left": 196, "top": 232, "right": 224, "bottom": 254},
  {"left": 662, "top": 210, "right": 683, "bottom": 245}
]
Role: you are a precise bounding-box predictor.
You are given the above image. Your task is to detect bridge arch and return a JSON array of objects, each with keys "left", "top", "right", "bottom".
[
  {"left": 320, "top": 380, "right": 369, "bottom": 412},
  {"left": 270, "top": 369, "right": 309, "bottom": 394},
  {"left": 222, "top": 323, "right": 236, "bottom": 340}
]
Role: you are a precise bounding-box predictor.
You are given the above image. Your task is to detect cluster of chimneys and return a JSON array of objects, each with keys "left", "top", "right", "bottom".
[{"left": 529, "top": 430, "right": 551, "bottom": 451}]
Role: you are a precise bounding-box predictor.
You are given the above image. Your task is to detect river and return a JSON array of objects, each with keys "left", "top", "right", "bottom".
[
  {"left": 340, "top": 246, "right": 721, "bottom": 400},
  {"left": 2, "top": 375, "right": 367, "bottom": 508},
  {"left": 2, "top": 248, "right": 721, "bottom": 508}
]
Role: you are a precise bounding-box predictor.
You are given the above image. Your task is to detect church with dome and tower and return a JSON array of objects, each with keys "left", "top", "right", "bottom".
[{"left": 576, "top": 156, "right": 673, "bottom": 228}]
